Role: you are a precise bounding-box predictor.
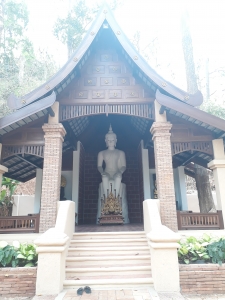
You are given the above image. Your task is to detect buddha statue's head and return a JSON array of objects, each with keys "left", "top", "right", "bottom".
[{"left": 105, "top": 125, "right": 117, "bottom": 149}]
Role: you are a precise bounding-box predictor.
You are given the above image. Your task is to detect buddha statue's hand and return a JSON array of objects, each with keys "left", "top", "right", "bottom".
[
  {"left": 102, "top": 171, "right": 110, "bottom": 177},
  {"left": 114, "top": 171, "right": 122, "bottom": 179}
]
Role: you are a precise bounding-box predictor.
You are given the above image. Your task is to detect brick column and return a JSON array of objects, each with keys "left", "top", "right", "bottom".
[
  {"left": 150, "top": 122, "right": 178, "bottom": 231},
  {"left": 39, "top": 123, "right": 66, "bottom": 233}
]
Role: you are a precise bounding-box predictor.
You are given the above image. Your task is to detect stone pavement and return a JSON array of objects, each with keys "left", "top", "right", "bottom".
[
  {"left": 2, "top": 291, "right": 225, "bottom": 300},
  {"left": 60, "top": 289, "right": 156, "bottom": 300}
]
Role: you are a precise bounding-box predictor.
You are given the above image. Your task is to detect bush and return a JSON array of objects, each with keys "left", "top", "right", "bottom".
[
  {"left": 178, "top": 234, "right": 225, "bottom": 265},
  {"left": 207, "top": 238, "right": 225, "bottom": 265},
  {"left": 0, "top": 240, "right": 37, "bottom": 268}
]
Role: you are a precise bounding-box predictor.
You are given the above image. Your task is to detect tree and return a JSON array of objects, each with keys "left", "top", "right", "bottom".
[
  {"left": 181, "top": 8, "right": 216, "bottom": 213},
  {"left": 0, "top": 0, "right": 58, "bottom": 117},
  {"left": 53, "top": 0, "right": 123, "bottom": 59}
]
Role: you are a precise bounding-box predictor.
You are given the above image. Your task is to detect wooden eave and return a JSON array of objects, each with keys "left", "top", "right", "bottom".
[
  {"left": 156, "top": 90, "right": 225, "bottom": 138},
  {"left": 6, "top": 4, "right": 203, "bottom": 113},
  {"left": 0, "top": 92, "right": 56, "bottom": 137}
]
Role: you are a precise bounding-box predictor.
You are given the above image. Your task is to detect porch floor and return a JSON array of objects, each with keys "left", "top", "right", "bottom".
[{"left": 75, "top": 223, "right": 144, "bottom": 232}]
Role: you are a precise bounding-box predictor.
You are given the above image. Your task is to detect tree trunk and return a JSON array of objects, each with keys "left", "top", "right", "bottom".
[
  {"left": 181, "top": 8, "right": 215, "bottom": 213},
  {"left": 194, "top": 164, "right": 216, "bottom": 212}
]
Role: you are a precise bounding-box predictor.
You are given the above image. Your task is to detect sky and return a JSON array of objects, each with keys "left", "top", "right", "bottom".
[{"left": 24, "top": 0, "right": 225, "bottom": 101}]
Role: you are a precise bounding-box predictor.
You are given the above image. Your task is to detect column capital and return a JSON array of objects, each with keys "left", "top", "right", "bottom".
[
  {"left": 208, "top": 159, "right": 225, "bottom": 170},
  {"left": 0, "top": 164, "right": 8, "bottom": 175},
  {"left": 150, "top": 122, "right": 172, "bottom": 139},
  {"left": 42, "top": 123, "right": 66, "bottom": 140}
]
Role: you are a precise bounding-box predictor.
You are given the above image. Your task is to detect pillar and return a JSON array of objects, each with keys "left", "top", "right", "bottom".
[
  {"left": 208, "top": 139, "right": 225, "bottom": 223},
  {"left": 39, "top": 123, "right": 66, "bottom": 233},
  {"left": 0, "top": 143, "right": 8, "bottom": 188},
  {"left": 150, "top": 100, "right": 178, "bottom": 231},
  {"left": 173, "top": 166, "right": 188, "bottom": 211},
  {"left": 150, "top": 121, "right": 178, "bottom": 231}
]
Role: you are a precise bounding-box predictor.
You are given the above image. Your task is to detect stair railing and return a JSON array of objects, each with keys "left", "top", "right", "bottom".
[
  {"left": 34, "top": 200, "right": 75, "bottom": 296},
  {"left": 143, "top": 199, "right": 180, "bottom": 293}
]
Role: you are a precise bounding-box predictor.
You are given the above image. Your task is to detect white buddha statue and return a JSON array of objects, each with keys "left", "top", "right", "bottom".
[{"left": 96, "top": 125, "right": 129, "bottom": 223}]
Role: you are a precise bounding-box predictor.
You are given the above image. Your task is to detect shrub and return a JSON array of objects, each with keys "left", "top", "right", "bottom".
[
  {"left": 178, "top": 234, "right": 215, "bottom": 264},
  {"left": 0, "top": 240, "right": 37, "bottom": 268},
  {"left": 207, "top": 238, "right": 225, "bottom": 265}
]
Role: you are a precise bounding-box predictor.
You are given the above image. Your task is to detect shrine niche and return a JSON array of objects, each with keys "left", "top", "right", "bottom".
[{"left": 96, "top": 125, "right": 129, "bottom": 224}]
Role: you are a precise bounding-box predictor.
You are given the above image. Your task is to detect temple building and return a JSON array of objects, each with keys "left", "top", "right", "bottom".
[{"left": 0, "top": 5, "right": 225, "bottom": 234}]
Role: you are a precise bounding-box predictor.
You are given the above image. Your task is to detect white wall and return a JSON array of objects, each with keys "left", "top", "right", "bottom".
[
  {"left": 61, "top": 171, "right": 72, "bottom": 200},
  {"left": 34, "top": 168, "right": 42, "bottom": 214},
  {"left": 12, "top": 195, "right": 35, "bottom": 216}
]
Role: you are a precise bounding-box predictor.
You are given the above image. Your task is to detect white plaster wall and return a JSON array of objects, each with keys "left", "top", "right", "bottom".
[
  {"left": 61, "top": 171, "right": 72, "bottom": 200},
  {"left": 149, "top": 169, "right": 156, "bottom": 199},
  {"left": 187, "top": 191, "right": 217, "bottom": 212},
  {"left": 12, "top": 195, "right": 35, "bottom": 216},
  {"left": 34, "top": 168, "right": 42, "bottom": 214}
]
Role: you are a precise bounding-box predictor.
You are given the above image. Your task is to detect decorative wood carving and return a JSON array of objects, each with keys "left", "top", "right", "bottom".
[
  {"left": 117, "top": 77, "right": 130, "bottom": 86},
  {"left": 100, "top": 54, "right": 113, "bottom": 62},
  {"left": 92, "top": 66, "right": 105, "bottom": 73},
  {"left": 125, "top": 90, "right": 139, "bottom": 98},
  {"left": 59, "top": 104, "right": 154, "bottom": 121},
  {"left": 58, "top": 50, "right": 155, "bottom": 105},
  {"left": 2, "top": 145, "right": 44, "bottom": 159},
  {"left": 84, "top": 78, "right": 97, "bottom": 86},
  {"left": 109, "top": 90, "right": 122, "bottom": 99},
  {"left": 100, "top": 77, "right": 113, "bottom": 86},
  {"left": 109, "top": 65, "right": 121, "bottom": 73},
  {"left": 74, "top": 91, "right": 88, "bottom": 99},
  {"left": 172, "top": 141, "right": 213, "bottom": 156},
  {"left": 92, "top": 90, "right": 105, "bottom": 99}
]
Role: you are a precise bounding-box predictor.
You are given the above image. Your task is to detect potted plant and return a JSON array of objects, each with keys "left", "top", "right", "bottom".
[{"left": 0, "top": 177, "right": 19, "bottom": 217}]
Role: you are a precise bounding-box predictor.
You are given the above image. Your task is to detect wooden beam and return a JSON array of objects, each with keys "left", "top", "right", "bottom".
[
  {"left": 63, "top": 122, "right": 77, "bottom": 150},
  {"left": 159, "top": 105, "right": 166, "bottom": 115},
  {"left": 15, "top": 155, "right": 41, "bottom": 169},
  {"left": 184, "top": 168, "right": 195, "bottom": 178},
  {"left": 181, "top": 152, "right": 199, "bottom": 166},
  {"left": 47, "top": 107, "right": 55, "bottom": 117},
  {"left": 7, "top": 166, "right": 36, "bottom": 178}
]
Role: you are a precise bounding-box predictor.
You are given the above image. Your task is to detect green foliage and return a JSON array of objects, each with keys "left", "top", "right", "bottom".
[
  {"left": 16, "top": 243, "right": 38, "bottom": 267},
  {"left": 0, "top": 0, "right": 29, "bottom": 63},
  {"left": 0, "top": 243, "right": 18, "bottom": 267},
  {"left": 178, "top": 234, "right": 213, "bottom": 264},
  {"left": 0, "top": 1, "right": 58, "bottom": 117},
  {"left": 201, "top": 101, "right": 225, "bottom": 120},
  {"left": 207, "top": 238, "right": 225, "bottom": 265},
  {"left": 53, "top": 0, "right": 94, "bottom": 58},
  {"left": 0, "top": 176, "right": 19, "bottom": 206},
  {"left": 1, "top": 176, "right": 19, "bottom": 197},
  {"left": 0, "top": 241, "right": 37, "bottom": 268},
  {"left": 53, "top": 0, "right": 123, "bottom": 58}
]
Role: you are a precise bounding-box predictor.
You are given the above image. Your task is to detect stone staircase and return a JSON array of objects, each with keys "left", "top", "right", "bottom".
[{"left": 63, "top": 231, "right": 153, "bottom": 289}]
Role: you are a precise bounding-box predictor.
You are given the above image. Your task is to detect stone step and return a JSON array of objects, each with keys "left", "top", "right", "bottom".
[
  {"left": 69, "top": 238, "right": 148, "bottom": 247},
  {"left": 63, "top": 277, "right": 154, "bottom": 289},
  {"left": 72, "top": 231, "right": 145, "bottom": 240},
  {"left": 67, "top": 246, "right": 150, "bottom": 256},
  {"left": 65, "top": 265, "right": 152, "bottom": 277},
  {"left": 66, "top": 255, "right": 151, "bottom": 267}
]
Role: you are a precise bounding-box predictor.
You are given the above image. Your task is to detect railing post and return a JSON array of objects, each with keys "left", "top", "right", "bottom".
[{"left": 176, "top": 211, "right": 182, "bottom": 230}]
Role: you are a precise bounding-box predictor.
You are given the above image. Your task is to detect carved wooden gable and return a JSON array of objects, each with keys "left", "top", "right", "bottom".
[{"left": 58, "top": 48, "right": 154, "bottom": 121}]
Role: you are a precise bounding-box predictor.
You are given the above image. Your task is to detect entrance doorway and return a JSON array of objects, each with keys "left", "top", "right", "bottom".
[{"left": 61, "top": 114, "right": 153, "bottom": 226}]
